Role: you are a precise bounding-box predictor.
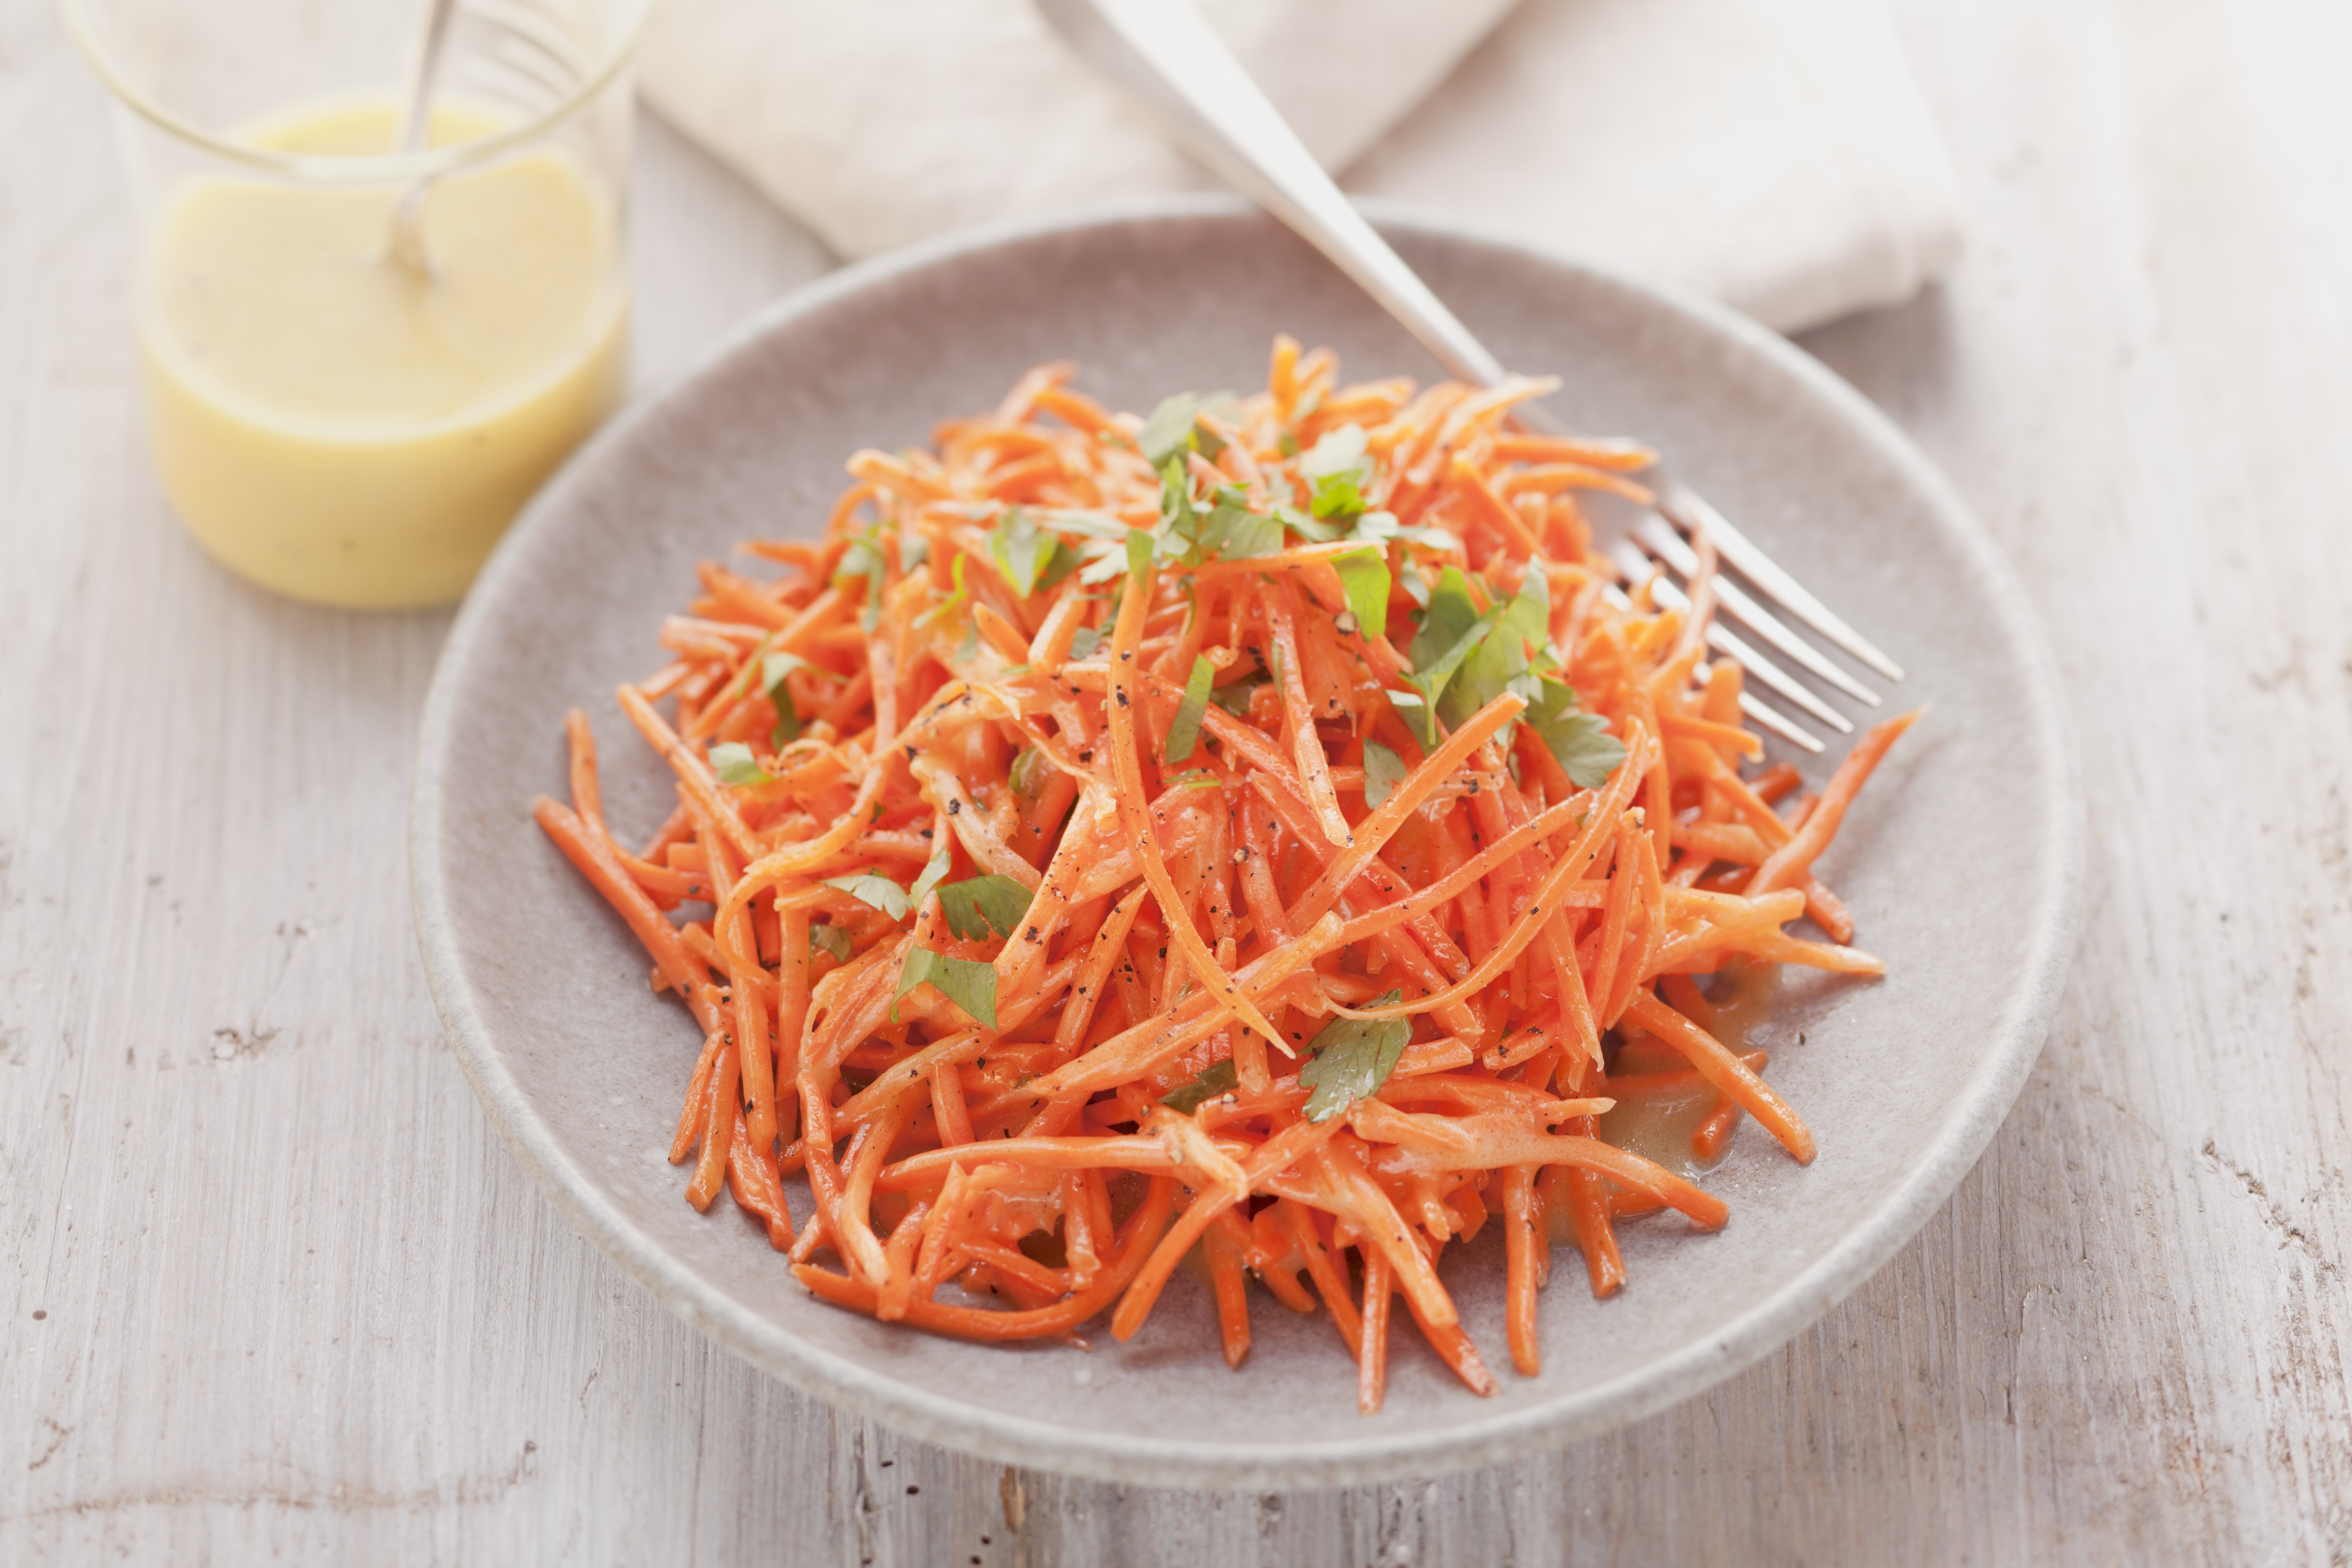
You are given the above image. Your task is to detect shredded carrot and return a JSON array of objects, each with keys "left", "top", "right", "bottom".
[{"left": 534, "top": 341, "right": 1910, "bottom": 1409}]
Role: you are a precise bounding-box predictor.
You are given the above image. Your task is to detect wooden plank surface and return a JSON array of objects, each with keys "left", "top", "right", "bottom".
[{"left": 6, "top": 0, "right": 2349, "bottom": 1561}]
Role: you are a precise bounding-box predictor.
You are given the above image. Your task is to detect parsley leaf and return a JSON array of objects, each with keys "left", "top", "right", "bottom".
[
  {"left": 1387, "top": 689, "right": 1437, "bottom": 749},
  {"left": 1161, "top": 1058, "right": 1238, "bottom": 1115},
  {"left": 820, "top": 872, "right": 911, "bottom": 921},
  {"left": 918, "top": 552, "right": 972, "bottom": 628},
  {"left": 1138, "top": 394, "right": 1202, "bottom": 466},
  {"left": 1297, "top": 425, "right": 1377, "bottom": 520},
  {"left": 1499, "top": 568, "right": 1551, "bottom": 645},
  {"left": 1397, "top": 554, "right": 1432, "bottom": 608},
  {"left": 1197, "top": 500, "right": 1284, "bottom": 560},
  {"left": 1441, "top": 571, "right": 1550, "bottom": 730},
  {"left": 1298, "top": 423, "right": 1369, "bottom": 480},
  {"left": 1394, "top": 567, "right": 1555, "bottom": 738},
  {"left": 1407, "top": 566, "right": 1487, "bottom": 674},
  {"left": 1023, "top": 507, "right": 1129, "bottom": 542},
  {"left": 1332, "top": 547, "right": 1391, "bottom": 636},
  {"left": 835, "top": 532, "right": 886, "bottom": 586},
  {"left": 1522, "top": 675, "right": 1629, "bottom": 788},
  {"left": 1068, "top": 624, "right": 1105, "bottom": 661},
  {"left": 833, "top": 527, "right": 889, "bottom": 632},
  {"left": 1137, "top": 392, "right": 1234, "bottom": 466},
  {"left": 809, "top": 923, "right": 854, "bottom": 964},
  {"left": 1297, "top": 990, "right": 1410, "bottom": 1121},
  {"left": 1009, "top": 745, "right": 1053, "bottom": 800},
  {"left": 1076, "top": 538, "right": 1130, "bottom": 587},
  {"left": 909, "top": 835, "right": 952, "bottom": 913},
  {"left": 936, "top": 874, "right": 1034, "bottom": 942},
  {"left": 893, "top": 945, "right": 999, "bottom": 1029},
  {"left": 989, "top": 508, "right": 1079, "bottom": 599},
  {"left": 708, "top": 741, "right": 775, "bottom": 787},
  {"left": 1310, "top": 470, "right": 1365, "bottom": 520},
  {"left": 762, "top": 651, "right": 808, "bottom": 748},
  {"left": 1165, "top": 655, "right": 1215, "bottom": 764},
  {"left": 1159, "top": 454, "right": 1199, "bottom": 538},
  {"left": 1402, "top": 566, "right": 1498, "bottom": 729},
  {"left": 1448, "top": 611, "right": 1527, "bottom": 730},
  {"left": 1273, "top": 504, "right": 1345, "bottom": 544},
  {"left": 1354, "top": 510, "right": 1461, "bottom": 552},
  {"left": 1362, "top": 739, "right": 1406, "bottom": 809},
  {"left": 1208, "top": 669, "right": 1269, "bottom": 717}
]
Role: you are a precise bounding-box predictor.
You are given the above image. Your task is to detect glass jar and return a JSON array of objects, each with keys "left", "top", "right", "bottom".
[{"left": 68, "top": 0, "right": 650, "bottom": 608}]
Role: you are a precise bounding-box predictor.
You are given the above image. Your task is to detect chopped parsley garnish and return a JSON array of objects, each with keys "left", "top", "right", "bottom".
[
  {"left": 761, "top": 651, "right": 809, "bottom": 748},
  {"left": 1273, "top": 504, "right": 1346, "bottom": 544},
  {"left": 1009, "top": 745, "right": 1053, "bottom": 800},
  {"left": 1298, "top": 990, "right": 1411, "bottom": 1121},
  {"left": 1396, "top": 566, "right": 1494, "bottom": 744},
  {"left": 1196, "top": 498, "right": 1284, "bottom": 560},
  {"left": 937, "top": 874, "right": 1034, "bottom": 942},
  {"left": 1520, "top": 674, "right": 1629, "bottom": 787},
  {"left": 1165, "top": 655, "right": 1215, "bottom": 764},
  {"left": 918, "top": 552, "right": 972, "bottom": 628},
  {"left": 820, "top": 872, "right": 912, "bottom": 921},
  {"left": 1331, "top": 547, "right": 1391, "bottom": 636},
  {"left": 1397, "top": 553, "right": 1432, "bottom": 607},
  {"left": 708, "top": 741, "right": 776, "bottom": 787},
  {"left": 1352, "top": 509, "right": 1461, "bottom": 552},
  {"left": 989, "top": 507, "right": 1080, "bottom": 599},
  {"left": 893, "top": 946, "right": 999, "bottom": 1029},
  {"left": 1137, "top": 391, "right": 1235, "bottom": 466},
  {"left": 1208, "top": 669, "right": 1270, "bottom": 717},
  {"left": 1445, "top": 570, "right": 1549, "bottom": 729},
  {"left": 1161, "top": 1058, "right": 1238, "bottom": 1115},
  {"left": 1298, "top": 425, "right": 1378, "bottom": 520},
  {"left": 1362, "top": 738, "right": 1407, "bottom": 809},
  {"left": 1309, "top": 470, "right": 1365, "bottom": 520},
  {"left": 833, "top": 526, "right": 889, "bottom": 631},
  {"left": 908, "top": 834, "right": 952, "bottom": 913},
  {"left": 1393, "top": 566, "right": 1559, "bottom": 743}
]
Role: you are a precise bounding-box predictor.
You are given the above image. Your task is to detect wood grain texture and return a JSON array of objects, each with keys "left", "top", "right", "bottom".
[{"left": 4, "top": 0, "right": 2348, "bottom": 1562}]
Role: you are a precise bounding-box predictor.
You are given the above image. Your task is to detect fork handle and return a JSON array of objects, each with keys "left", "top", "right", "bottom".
[{"left": 1039, "top": 0, "right": 1512, "bottom": 391}]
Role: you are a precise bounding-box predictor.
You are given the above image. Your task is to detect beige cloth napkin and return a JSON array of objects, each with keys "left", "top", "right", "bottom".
[{"left": 638, "top": 0, "right": 1965, "bottom": 334}]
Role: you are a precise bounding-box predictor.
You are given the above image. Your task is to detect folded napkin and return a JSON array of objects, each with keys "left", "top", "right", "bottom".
[{"left": 639, "top": 0, "right": 1964, "bottom": 334}]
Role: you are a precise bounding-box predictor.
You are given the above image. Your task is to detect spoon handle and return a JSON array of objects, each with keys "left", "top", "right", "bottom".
[
  {"left": 387, "top": 0, "right": 461, "bottom": 273},
  {"left": 1035, "top": 0, "right": 1509, "bottom": 389},
  {"left": 395, "top": 0, "right": 462, "bottom": 155}
]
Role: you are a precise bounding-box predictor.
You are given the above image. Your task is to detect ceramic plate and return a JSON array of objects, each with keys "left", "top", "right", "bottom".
[{"left": 411, "top": 197, "right": 2081, "bottom": 1489}]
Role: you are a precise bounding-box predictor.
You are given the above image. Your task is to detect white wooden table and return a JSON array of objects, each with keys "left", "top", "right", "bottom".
[{"left": 7, "top": 1, "right": 2350, "bottom": 1561}]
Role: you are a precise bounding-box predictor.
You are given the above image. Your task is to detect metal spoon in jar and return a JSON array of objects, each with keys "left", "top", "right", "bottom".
[{"left": 385, "top": 0, "right": 460, "bottom": 277}]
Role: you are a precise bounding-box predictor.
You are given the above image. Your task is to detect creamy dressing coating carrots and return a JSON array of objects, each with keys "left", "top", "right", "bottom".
[{"left": 532, "top": 340, "right": 1915, "bottom": 1410}]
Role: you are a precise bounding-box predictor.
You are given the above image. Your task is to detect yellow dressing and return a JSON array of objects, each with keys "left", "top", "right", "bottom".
[
  {"left": 1596, "top": 962, "right": 1782, "bottom": 1181},
  {"left": 140, "top": 102, "right": 626, "bottom": 608}
]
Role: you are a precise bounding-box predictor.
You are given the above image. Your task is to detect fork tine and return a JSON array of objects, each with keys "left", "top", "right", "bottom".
[
  {"left": 1703, "top": 618, "right": 1855, "bottom": 734},
  {"left": 1634, "top": 515, "right": 1884, "bottom": 707},
  {"left": 1735, "top": 691, "right": 1826, "bottom": 754},
  {"left": 1655, "top": 478, "right": 1907, "bottom": 683},
  {"left": 1606, "top": 545, "right": 1851, "bottom": 739}
]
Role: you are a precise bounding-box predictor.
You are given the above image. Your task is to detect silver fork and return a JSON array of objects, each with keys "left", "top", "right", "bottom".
[{"left": 1035, "top": 0, "right": 1903, "bottom": 753}]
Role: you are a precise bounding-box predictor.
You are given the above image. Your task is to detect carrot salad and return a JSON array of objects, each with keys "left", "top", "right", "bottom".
[{"left": 535, "top": 338, "right": 1914, "bottom": 1410}]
